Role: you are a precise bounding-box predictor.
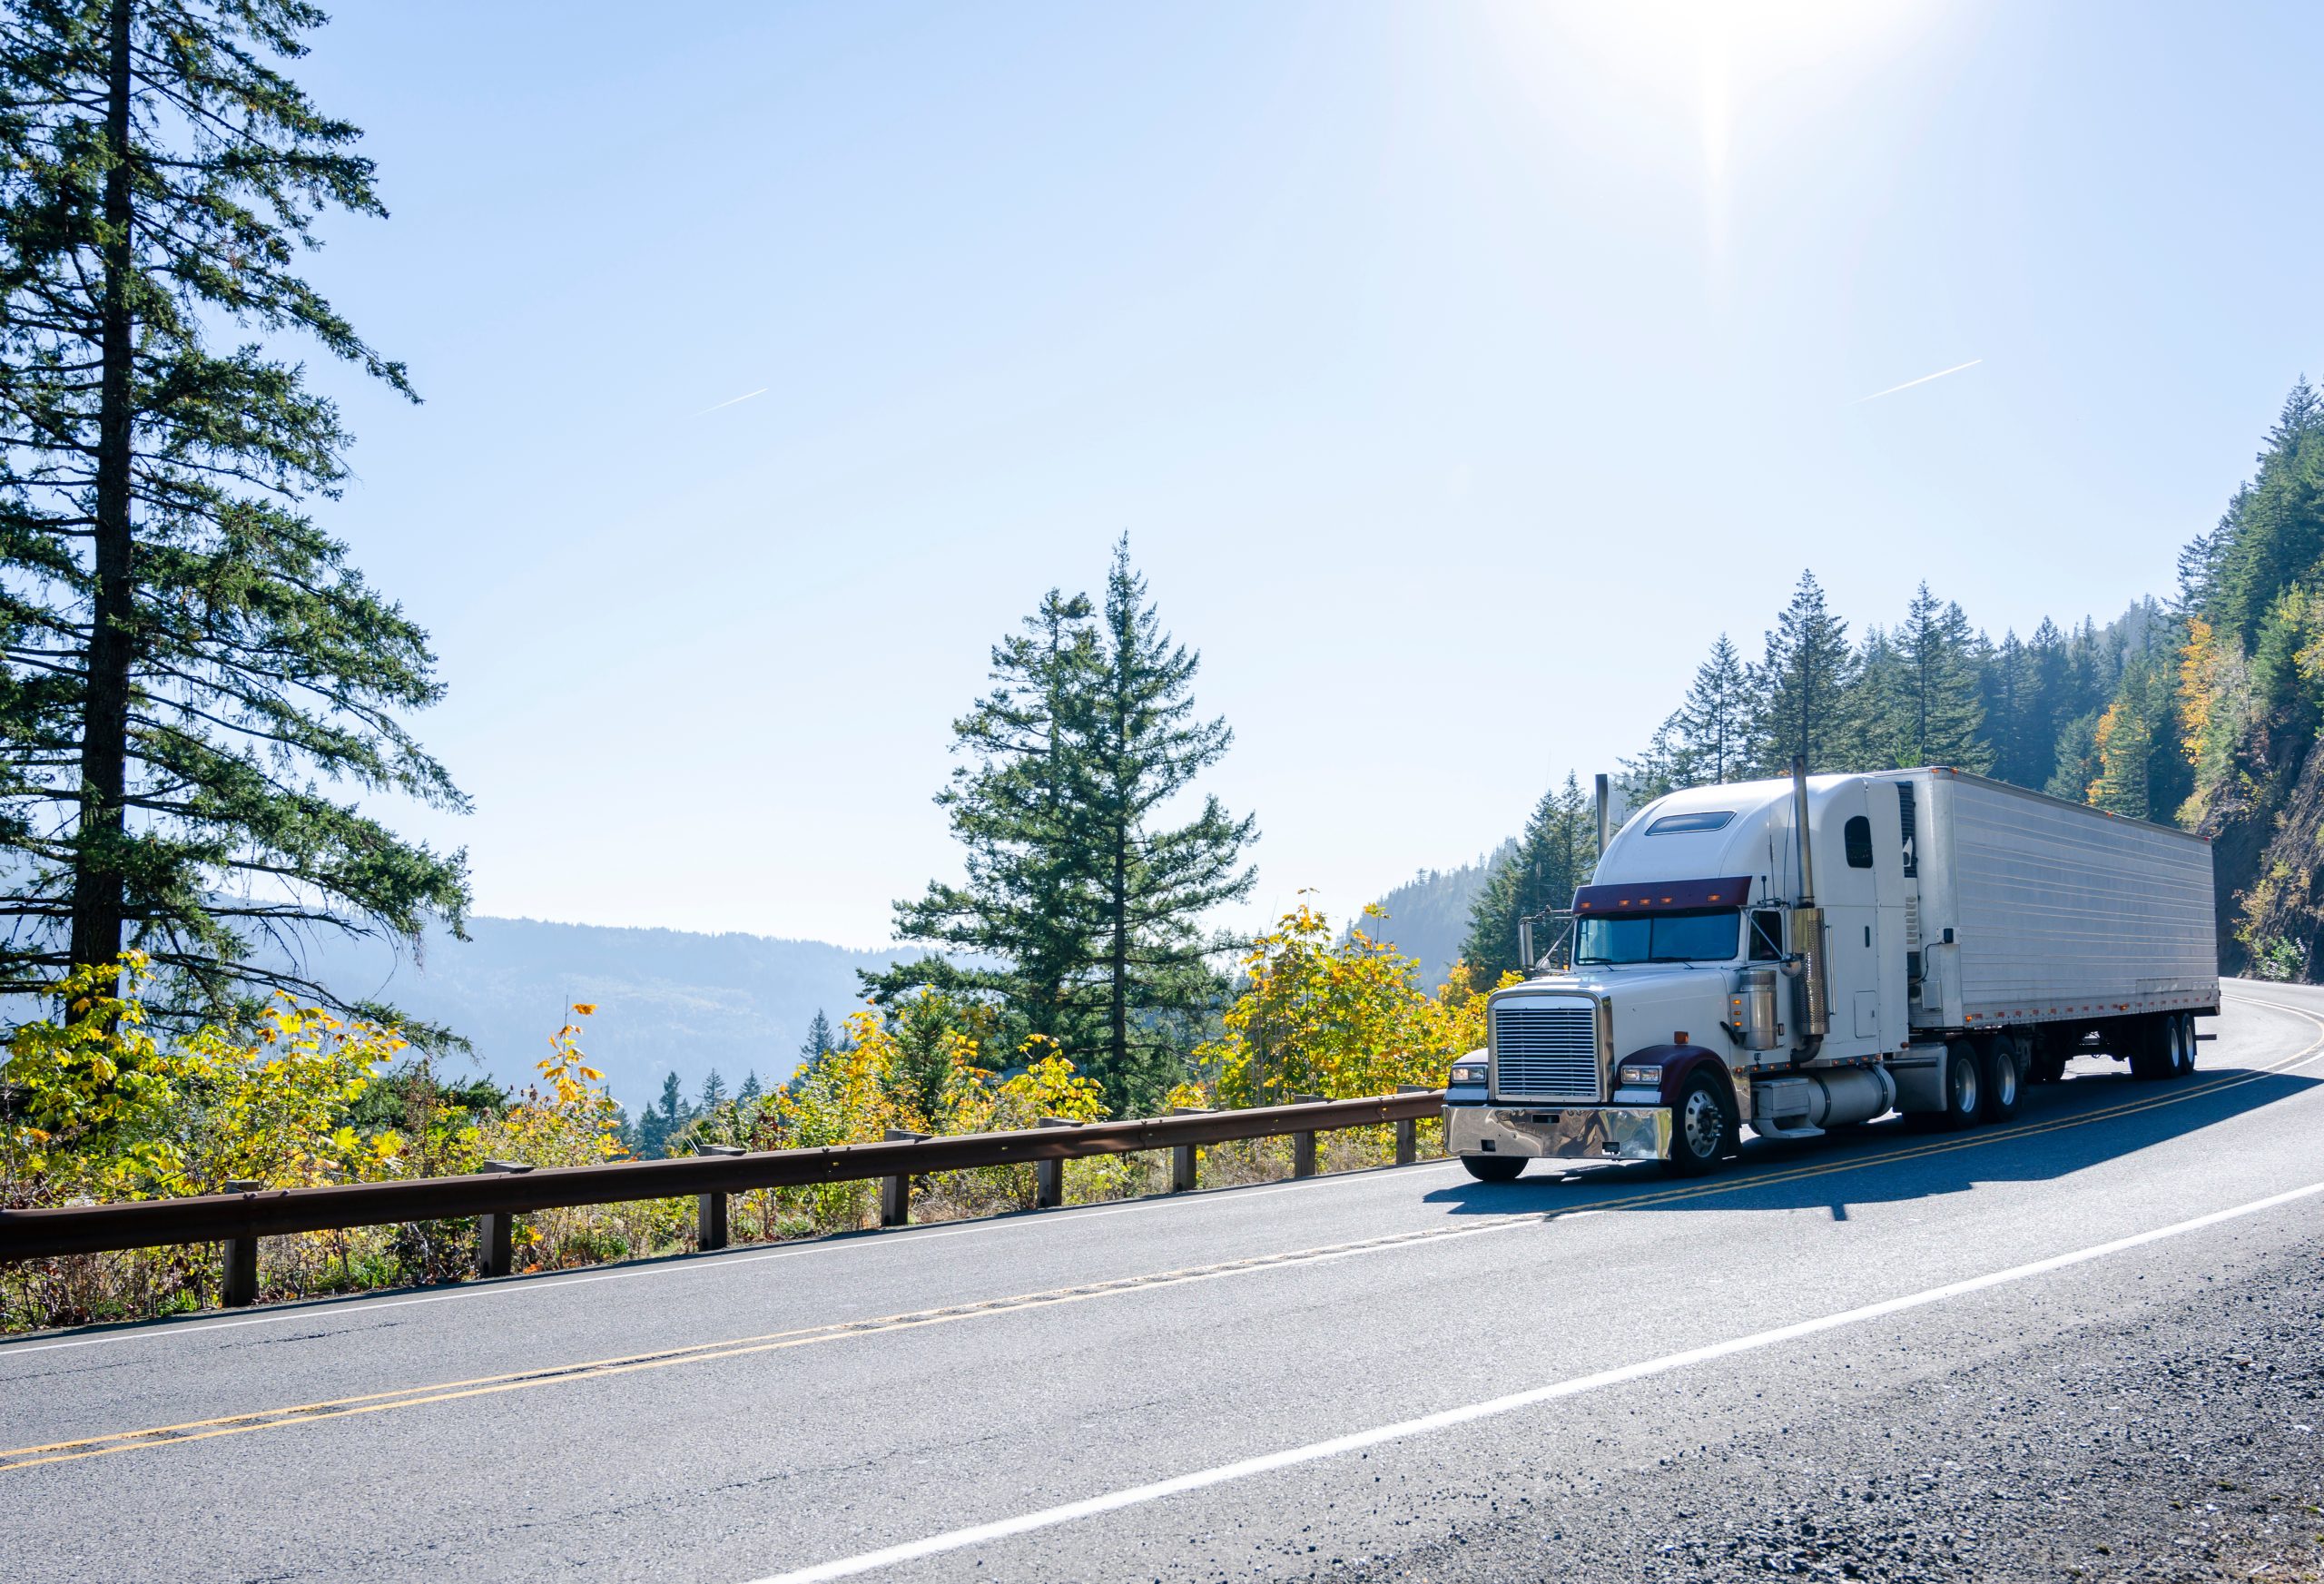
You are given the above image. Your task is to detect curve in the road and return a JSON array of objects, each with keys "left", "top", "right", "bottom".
[{"left": 9, "top": 988, "right": 2319, "bottom": 1484}]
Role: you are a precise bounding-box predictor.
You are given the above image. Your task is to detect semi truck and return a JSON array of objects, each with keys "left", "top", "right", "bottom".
[{"left": 1444, "top": 762, "right": 2220, "bottom": 1179}]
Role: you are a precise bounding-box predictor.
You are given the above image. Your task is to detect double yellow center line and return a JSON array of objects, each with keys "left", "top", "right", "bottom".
[{"left": 6, "top": 991, "right": 2319, "bottom": 1476}]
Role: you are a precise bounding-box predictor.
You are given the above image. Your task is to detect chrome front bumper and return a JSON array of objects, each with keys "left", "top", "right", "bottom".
[{"left": 1444, "top": 1103, "right": 1671, "bottom": 1163}]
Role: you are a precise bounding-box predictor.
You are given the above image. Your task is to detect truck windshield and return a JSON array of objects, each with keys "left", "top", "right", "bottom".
[{"left": 1574, "top": 909, "right": 1739, "bottom": 965}]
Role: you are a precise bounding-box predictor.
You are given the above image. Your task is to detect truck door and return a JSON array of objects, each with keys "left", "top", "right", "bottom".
[{"left": 1820, "top": 782, "right": 1881, "bottom": 1060}]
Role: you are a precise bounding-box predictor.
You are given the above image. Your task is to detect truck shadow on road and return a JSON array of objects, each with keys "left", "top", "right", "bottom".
[{"left": 1420, "top": 1060, "right": 2322, "bottom": 1220}]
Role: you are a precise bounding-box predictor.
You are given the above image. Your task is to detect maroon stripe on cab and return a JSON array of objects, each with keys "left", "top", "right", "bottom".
[{"left": 1571, "top": 875, "right": 1753, "bottom": 914}]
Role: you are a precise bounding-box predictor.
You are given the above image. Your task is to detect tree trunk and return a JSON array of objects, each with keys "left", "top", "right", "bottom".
[
  {"left": 69, "top": 0, "right": 137, "bottom": 974},
  {"left": 1109, "top": 831, "right": 1128, "bottom": 1081}
]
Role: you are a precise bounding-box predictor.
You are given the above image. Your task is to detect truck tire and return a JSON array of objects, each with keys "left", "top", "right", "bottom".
[
  {"left": 1979, "top": 1035, "right": 2024, "bottom": 1124},
  {"left": 1460, "top": 1155, "right": 1526, "bottom": 1183},
  {"left": 1664, "top": 1070, "right": 1738, "bottom": 1176},
  {"left": 2129, "top": 1015, "right": 2174, "bottom": 1080},
  {"left": 2171, "top": 1013, "right": 2198, "bottom": 1077},
  {"left": 1937, "top": 1043, "right": 1982, "bottom": 1130}
]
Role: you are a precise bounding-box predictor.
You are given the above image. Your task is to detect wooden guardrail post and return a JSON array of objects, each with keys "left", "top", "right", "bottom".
[
  {"left": 476, "top": 1159, "right": 532, "bottom": 1277},
  {"left": 1034, "top": 1117, "right": 1078, "bottom": 1208},
  {"left": 694, "top": 1144, "right": 745, "bottom": 1251},
  {"left": 1167, "top": 1107, "right": 1206, "bottom": 1192},
  {"left": 1291, "top": 1095, "right": 1325, "bottom": 1178},
  {"left": 221, "top": 1180, "right": 261, "bottom": 1307},
  {"left": 880, "top": 1130, "right": 927, "bottom": 1226},
  {"left": 1394, "top": 1085, "right": 1431, "bottom": 1166}
]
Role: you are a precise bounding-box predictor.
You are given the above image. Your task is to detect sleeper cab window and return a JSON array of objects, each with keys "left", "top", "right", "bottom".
[
  {"left": 1646, "top": 810, "right": 1734, "bottom": 835},
  {"left": 1844, "top": 814, "right": 1874, "bottom": 868}
]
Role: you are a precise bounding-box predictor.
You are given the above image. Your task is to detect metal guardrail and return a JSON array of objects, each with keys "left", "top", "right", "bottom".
[{"left": 0, "top": 1088, "right": 1446, "bottom": 1302}]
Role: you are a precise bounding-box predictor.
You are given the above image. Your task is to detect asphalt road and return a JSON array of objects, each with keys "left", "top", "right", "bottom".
[{"left": 5, "top": 981, "right": 2323, "bottom": 1584}]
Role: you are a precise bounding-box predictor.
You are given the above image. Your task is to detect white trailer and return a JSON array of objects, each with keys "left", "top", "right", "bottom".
[{"left": 1443, "top": 764, "right": 2219, "bottom": 1178}]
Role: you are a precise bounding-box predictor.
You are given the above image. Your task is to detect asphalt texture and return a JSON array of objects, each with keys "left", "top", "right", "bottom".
[{"left": 4, "top": 981, "right": 2321, "bottom": 1584}]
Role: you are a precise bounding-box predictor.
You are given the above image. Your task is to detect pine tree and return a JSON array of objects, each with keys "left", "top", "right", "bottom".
[
  {"left": 1847, "top": 625, "right": 1908, "bottom": 770},
  {"left": 737, "top": 1070, "right": 763, "bottom": 1105},
  {"left": 1891, "top": 584, "right": 1992, "bottom": 770},
  {"left": 1748, "top": 572, "right": 1858, "bottom": 774},
  {"left": 697, "top": 1068, "right": 728, "bottom": 1112},
  {"left": 1980, "top": 631, "right": 2032, "bottom": 786},
  {"left": 1670, "top": 634, "right": 1749, "bottom": 784},
  {"left": 862, "top": 589, "right": 1107, "bottom": 1053},
  {"left": 2206, "top": 382, "right": 2324, "bottom": 644},
  {"left": 1078, "top": 537, "right": 1256, "bottom": 1111},
  {"left": 1461, "top": 773, "right": 1594, "bottom": 986},
  {"left": 0, "top": 0, "right": 468, "bottom": 1016},
  {"left": 635, "top": 1072, "right": 690, "bottom": 1158},
  {"left": 1618, "top": 717, "right": 1680, "bottom": 802},
  {"left": 874, "top": 540, "right": 1253, "bottom": 1114},
  {"left": 799, "top": 1009, "right": 836, "bottom": 1067}
]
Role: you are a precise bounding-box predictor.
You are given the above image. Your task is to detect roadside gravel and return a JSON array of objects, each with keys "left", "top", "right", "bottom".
[{"left": 1317, "top": 1240, "right": 2324, "bottom": 1584}]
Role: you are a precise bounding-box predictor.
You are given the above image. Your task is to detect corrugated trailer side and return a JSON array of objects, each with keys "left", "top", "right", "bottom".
[{"left": 1930, "top": 770, "right": 2218, "bottom": 1027}]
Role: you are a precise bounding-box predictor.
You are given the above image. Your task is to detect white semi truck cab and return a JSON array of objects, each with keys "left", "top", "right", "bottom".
[{"left": 1444, "top": 762, "right": 2220, "bottom": 1179}]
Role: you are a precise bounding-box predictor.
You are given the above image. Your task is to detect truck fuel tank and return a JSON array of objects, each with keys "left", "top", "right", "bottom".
[
  {"left": 1728, "top": 968, "right": 1782, "bottom": 1051},
  {"left": 1750, "top": 1066, "right": 1896, "bottom": 1133}
]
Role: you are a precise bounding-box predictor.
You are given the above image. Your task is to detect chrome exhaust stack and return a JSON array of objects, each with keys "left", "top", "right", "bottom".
[{"left": 1789, "top": 755, "right": 1829, "bottom": 1057}]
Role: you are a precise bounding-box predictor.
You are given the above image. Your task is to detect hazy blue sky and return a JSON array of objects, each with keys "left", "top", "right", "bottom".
[{"left": 290, "top": 1, "right": 2324, "bottom": 949}]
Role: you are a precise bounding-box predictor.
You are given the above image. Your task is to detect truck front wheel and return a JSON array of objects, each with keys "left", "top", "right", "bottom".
[
  {"left": 1460, "top": 1155, "right": 1526, "bottom": 1183},
  {"left": 1665, "top": 1071, "right": 1738, "bottom": 1176}
]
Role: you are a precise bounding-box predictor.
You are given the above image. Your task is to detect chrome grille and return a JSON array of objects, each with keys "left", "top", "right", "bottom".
[{"left": 1492, "top": 1003, "right": 1600, "bottom": 1101}]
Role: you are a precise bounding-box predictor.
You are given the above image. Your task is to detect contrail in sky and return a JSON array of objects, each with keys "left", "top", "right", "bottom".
[
  {"left": 1856, "top": 358, "right": 1982, "bottom": 404},
  {"left": 697, "top": 386, "right": 768, "bottom": 416}
]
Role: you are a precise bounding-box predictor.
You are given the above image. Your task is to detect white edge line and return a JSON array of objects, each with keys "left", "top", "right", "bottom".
[
  {"left": 0, "top": 1163, "right": 1467, "bottom": 1358},
  {"left": 746, "top": 1176, "right": 2324, "bottom": 1584}
]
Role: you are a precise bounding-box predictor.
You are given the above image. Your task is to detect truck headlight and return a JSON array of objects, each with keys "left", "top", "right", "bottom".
[
  {"left": 1449, "top": 1062, "right": 1487, "bottom": 1085},
  {"left": 1618, "top": 1063, "right": 1665, "bottom": 1087}
]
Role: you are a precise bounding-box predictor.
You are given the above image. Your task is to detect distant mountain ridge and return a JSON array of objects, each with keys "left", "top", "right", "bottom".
[
  {"left": 1356, "top": 842, "right": 1513, "bottom": 988},
  {"left": 291, "top": 917, "right": 923, "bottom": 1115}
]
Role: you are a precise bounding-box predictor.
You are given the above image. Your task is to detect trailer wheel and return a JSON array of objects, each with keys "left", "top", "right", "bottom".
[
  {"left": 1664, "top": 1071, "right": 1738, "bottom": 1176},
  {"left": 2170, "top": 1013, "right": 2197, "bottom": 1077},
  {"left": 2129, "top": 1016, "right": 2174, "bottom": 1080},
  {"left": 1460, "top": 1155, "right": 1527, "bottom": 1183},
  {"left": 1978, "top": 1035, "right": 2024, "bottom": 1124},
  {"left": 1937, "top": 1043, "right": 1982, "bottom": 1130}
]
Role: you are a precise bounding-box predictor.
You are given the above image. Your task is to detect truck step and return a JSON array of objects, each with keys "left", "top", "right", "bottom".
[{"left": 1753, "top": 1119, "right": 1827, "bottom": 1141}]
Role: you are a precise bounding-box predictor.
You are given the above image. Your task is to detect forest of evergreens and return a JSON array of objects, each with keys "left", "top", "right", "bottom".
[{"left": 1459, "top": 380, "right": 2324, "bottom": 988}]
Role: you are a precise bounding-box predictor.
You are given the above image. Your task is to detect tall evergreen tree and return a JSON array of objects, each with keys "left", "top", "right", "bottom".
[
  {"left": 1748, "top": 571, "right": 1857, "bottom": 774},
  {"left": 0, "top": 0, "right": 468, "bottom": 1016},
  {"left": 863, "top": 589, "right": 1107, "bottom": 1052},
  {"left": 696, "top": 1068, "right": 728, "bottom": 1111},
  {"left": 1669, "top": 633, "right": 1749, "bottom": 785},
  {"left": 1846, "top": 625, "right": 1907, "bottom": 770},
  {"left": 799, "top": 1009, "right": 836, "bottom": 1066},
  {"left": 873, "top": 541, "right": 1252, "bottom": 1113},
  {"left": 1078, "top": 537, "right": 1256, "bottom": 1110},
  {"left": 1890, "top": 583, "right": 1992, "bottom": 770},
  {"left": 1461, "top": 772, "right": 1593, "bottom": 986},
  {"left": 635, "top": 1072, "right": 690, "bottom": 1158},
  {"left": 2204, "top": 381, "right": 2324, "bottom": 645}
]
